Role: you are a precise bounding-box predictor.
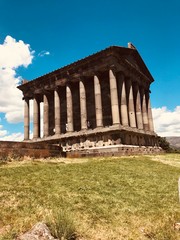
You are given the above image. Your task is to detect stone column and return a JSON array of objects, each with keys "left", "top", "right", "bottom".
[
  {"left": 79, "top": 81, "right": 87, "bottom": 130},
  {"left": 136, "top": 90, "right": 143, "bottom": 129},
  {"left": 66, "top": 85, "right": 73, "bottom": 132},
  {"left": 121, "top": 80, "right": 129, "bottom": 126},
  {"left": 109, "top": 69, "right": 120, "bottom": 125},
  {"left": 43, "top": 94, "right": 49, "bottom": 137},
  {"left": 142, "top": 94, "right": 149, "bottom": 131},
  {"left": 147, "top": 97, "right": 154, "bottom": 132},
  {"left": 128, "top": 85, "right": 136, "bottom": 128},
  {"left": 24, "top": 98, "right": 30, "bottom": 140},
  {"left": 33, "top": 96, "right": 40, "bottom": 139},
  {"left": 54, "top": 89, "right": 61, "bottom": 135},
  {"left": 94, "top": 75, "right": 103, "bottom": 127}
]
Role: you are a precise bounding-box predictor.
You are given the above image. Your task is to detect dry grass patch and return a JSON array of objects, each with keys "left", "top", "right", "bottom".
[
  {"left": 149, "top": 153, "right": 180, "bottom": 168},
  {"left": 0, "top": 154, "right": 180, "bottom": 239}
]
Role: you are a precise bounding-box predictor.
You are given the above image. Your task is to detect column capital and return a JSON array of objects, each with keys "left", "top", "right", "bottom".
[
  {"left": 23, "top": 96, "right": 30, "bottom": 101},
  {"left": 32, "top": 93, "right": 42, "bottom": 102},
  {"left": 132, "top": 82, "right": 139, "bottom": 92},
  {"left": 92, "top": 71, "right": 102, "bottom": 79},
  {"left": 109, "top": 65, "right": 119, "bottom": 73},
  {"left": 117, "top": 71, "right": 125, "bottom": 79},
  {"left": 42, "top": 89, "right": 52, "bottom": 95}
]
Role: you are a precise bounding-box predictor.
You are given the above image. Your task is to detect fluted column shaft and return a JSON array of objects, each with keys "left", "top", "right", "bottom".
[
  {"left": 33, "top": 97, "right": 40, "bottom": 139},
  {"left": 142, "top": 94, "right": 149, "bottom": 131},
  {"left": 24, "top": 98, "right": 29, "bottom": 140},
  {"left": 136, "top": 90, "right": 143, "bottom": 129},
  {"left": 54, "top": 90, "right": 61, "bottom": 135},
  {"left": 43, "top": 94, "right": 49, "bottom": 137},
  {"left": 66, "top": 85, "right": 73, "bottom": 132},
  {"left": 109, "top": 70, "right": 120, "bottom": 125},
  {"left": 148, "top": 97, "right": 154, "bottom": 132},
  {"left": 79, "top": 81, "right": 87, "bottom": 130},
  {"left": 121, "top": 80, "right": 129, "bottom": 126},
  {"left": 128, "top": 85, "right": 136, "bottom": 127},
  {"left": 94, "top": 75, "right": 103, "bottom": 127}
]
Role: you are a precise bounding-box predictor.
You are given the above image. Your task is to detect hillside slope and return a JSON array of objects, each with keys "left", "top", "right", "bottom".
[{"left": 166, "top": 137, "right": 180, "bottom": 149}]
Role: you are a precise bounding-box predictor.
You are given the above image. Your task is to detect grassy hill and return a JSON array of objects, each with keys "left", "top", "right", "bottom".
[{"left": 0, "top": 154, "right": 180, "bottom": 240}]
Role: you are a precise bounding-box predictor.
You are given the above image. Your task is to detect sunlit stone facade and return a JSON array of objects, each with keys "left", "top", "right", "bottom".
[{"left": 18, "top": 43, "right": 158, "bottom": 153}]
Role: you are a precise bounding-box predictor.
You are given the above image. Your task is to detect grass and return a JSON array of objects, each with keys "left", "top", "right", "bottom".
[
  {"left": 47, "top": 209, "right": 77, "bottom": 239},
  {"left": 0, "top": 154, "right": 180, "bottom": 239}
]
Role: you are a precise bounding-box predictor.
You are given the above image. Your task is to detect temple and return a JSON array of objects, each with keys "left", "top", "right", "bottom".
[{"left": 18, "top": 43, "right": 159, "bottom": 156}]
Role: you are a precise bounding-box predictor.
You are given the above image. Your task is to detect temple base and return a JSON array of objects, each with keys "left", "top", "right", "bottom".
[
  {"left": 66, "top": 145, "right": 163, "bottom": 158},
  {"left": 24, "top": 125, "right": 161, "bottom": 157}
]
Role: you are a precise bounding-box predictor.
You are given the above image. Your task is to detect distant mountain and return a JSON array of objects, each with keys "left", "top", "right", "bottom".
[{"left": 166, "top": 137, "right": 180, "bottom": 149}]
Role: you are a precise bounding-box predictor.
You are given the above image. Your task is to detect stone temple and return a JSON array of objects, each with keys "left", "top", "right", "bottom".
[{"left": 18, "top": 43, "right": 160, "bottom": 156}]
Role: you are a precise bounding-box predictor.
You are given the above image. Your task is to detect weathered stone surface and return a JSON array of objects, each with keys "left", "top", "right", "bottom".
[
  {"left": 66, "top": 85, "right": 74, "bottom": 132},
  {"left": 66, "top": 145, "right": 163, "bottom": 158},
  {"left": 16, "top": 222, "right": 58, "bottom": 240},
  {"left": 94, "top": 75, "right": 103, "bottom": 127},
  {"left": 0, "top": 141, "right": 61, "bottom": 159}
]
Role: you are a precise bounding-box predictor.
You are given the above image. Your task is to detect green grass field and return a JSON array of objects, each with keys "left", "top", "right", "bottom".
[{"left": 0, "top": 154, "right": 180, "bottom": 239}]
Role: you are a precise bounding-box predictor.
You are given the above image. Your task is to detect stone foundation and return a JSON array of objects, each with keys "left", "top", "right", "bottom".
[
  {"left": 0, "top": 140, "right": 163, "bottom": 159},
  {"left": 58, "top": 127, "right": 159, "bottom": 152},
  {"left": 66, "top": 145, "right": 163, "bottom": 158}
]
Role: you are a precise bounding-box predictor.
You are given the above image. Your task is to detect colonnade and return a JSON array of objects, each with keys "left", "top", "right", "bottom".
[{"left": 23, "top": 69, "right": 154, "bottom": 140}]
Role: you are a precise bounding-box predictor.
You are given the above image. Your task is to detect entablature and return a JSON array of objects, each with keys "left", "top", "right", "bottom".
[{"left": 18, "top": 45, "right": 154, "bottom": 99}]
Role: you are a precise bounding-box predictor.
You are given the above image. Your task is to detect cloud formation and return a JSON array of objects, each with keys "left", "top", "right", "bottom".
[
  {"left": 152, "top": 106, "right": 180, "bottom": 137},
  {"left": 0, "top": 125, "right": 7, "bottom": 137},
  {"left": 0, "top": 132, "right": 24, "bottom": 141},
  {"left": 38, "top": 50, "right": 50, "bottom": 57},
  {"left": 0, "top": 35, "right": 34, "bottom": 124},
  {"left": 0, "top": 36, "right": 34, "bottom": 68}
]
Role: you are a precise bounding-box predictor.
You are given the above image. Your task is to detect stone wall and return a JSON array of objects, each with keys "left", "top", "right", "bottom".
[
  {"left": 0, "top": 140, "right": 163, "bottom": 159},
  {"left": 0, "top": 141, "right": 61, "bottom": 159}
]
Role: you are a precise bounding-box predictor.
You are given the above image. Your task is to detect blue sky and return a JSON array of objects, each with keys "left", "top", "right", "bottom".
[{"left": 0, "top": 0, "right": 179, "bottom": 139}]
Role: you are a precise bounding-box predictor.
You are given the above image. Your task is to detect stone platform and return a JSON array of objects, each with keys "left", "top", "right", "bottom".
[
  {"left": 66, "top": 145, "right": 163, "bottom": 158},
  {"left": 0, "top": 140, "right": 163, "bottom": 159}
]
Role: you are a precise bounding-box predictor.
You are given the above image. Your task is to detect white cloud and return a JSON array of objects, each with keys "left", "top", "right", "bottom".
[
  {"left": 0, "top": 132, "right": 24, "bottom": 141},
  {"left": 152, "top": 106, "right": 180, "bottom": 137},
  {"left": 38, "top": 50, "right": 50, "bottom": 57},
  {"left": 0, "top": 125, "right": 8, "bottom": 137},
  {"left": 0, "top": 35, "right": 34, "bottom": 68},
  {"left": 0, "top": 35, "right": 34, "bottom": 124}
]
